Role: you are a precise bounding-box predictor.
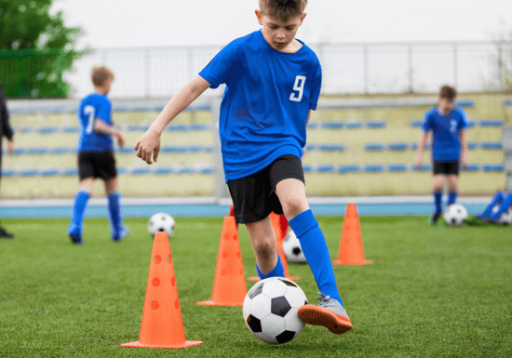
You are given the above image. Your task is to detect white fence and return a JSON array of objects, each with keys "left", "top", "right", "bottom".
[{"left": 65, "top": 41, "right": 512, "bottom": 99}]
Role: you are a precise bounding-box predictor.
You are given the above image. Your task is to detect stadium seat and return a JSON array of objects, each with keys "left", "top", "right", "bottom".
[
  {"left": 388, "top": 142, "right": 408, "bottom": 151},
  {"left": 410, "top": 120, "right": 422, "bottom": 128},
  {"left": 364, "top": 164, "right": 384, "bottom": 173},
  {"left": 366, "top": 120, "right": 386, "bottom": 129},
  {"left": 345, "top": 121, "right": 363, "bottom": 129},
  {"left": 455, "top": 100, "right": 475, "bottom": 108},
  {"left": 338, "top": 165, "right": 361, "bottom": 174},
  {"left": 387, "top": 164, "right": 408, "bottom": 172},
  {"left": 412, "top": 164, "right": 432, "bottom": 172},
  {"left": 40, "top": 169, "right": 60, "bottom": 177},
  {"left": 319, "top": 144, "right": 345, "bottom": 152},
  {"left": 479, "top": 120, "right": 503, "bottom": 127},
  {"left": 364, "top": 143, "right": 385, "bottom": 151},
  {"left": 316, "top": 164, "right": 335, "bottom": 173},
  {"left": 467, "top": 142, "right": 478, "bottom": 150},
  {"left": 302, "top": 165, "right": 313, "bottom": 173},
  {"left": 480, "top": 142, "right": 503, "bottom": 150},
  {"left": 321, "top": 122, "right": 344, "bottom": 129},
  {"left": 483, "top": 164, "right": 504, "bottom": 172},
  {"left": 464, "top": 164, "right": 480, "bottom": 172}
]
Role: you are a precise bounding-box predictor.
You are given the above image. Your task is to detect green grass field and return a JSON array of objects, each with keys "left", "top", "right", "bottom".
[{"left": 1, "top": 216, "right": 511, "bottom": 358}]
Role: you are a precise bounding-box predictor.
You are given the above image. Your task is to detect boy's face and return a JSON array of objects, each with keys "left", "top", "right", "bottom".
[
  {"left": 439, "top": 97, "right": 455, "bottom": 113},
  {"left": 255, "top": 10, "right": 306, "bottom": 51}
]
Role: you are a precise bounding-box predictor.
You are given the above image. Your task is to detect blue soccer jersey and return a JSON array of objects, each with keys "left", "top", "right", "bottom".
[
  {"left": 199, "top": 30, "right": 322, "bottom": 182},
  {"left": 76, "top": 93, "right": 114, "bottom": 152},
  {"left": 421, "top": 107, "right": 469, "bottom": 162}
]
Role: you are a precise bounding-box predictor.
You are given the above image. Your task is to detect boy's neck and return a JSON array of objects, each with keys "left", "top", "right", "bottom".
[{"left": 94, "top": 86, "right": 108, "bottom": 95}]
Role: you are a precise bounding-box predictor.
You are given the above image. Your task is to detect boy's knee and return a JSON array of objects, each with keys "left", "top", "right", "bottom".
[
  {"left": 252, "top": 238, "right": 274, "bottom": 257},
  {"left": 282, "top": 195, "right": 307, "bottom": 218}
]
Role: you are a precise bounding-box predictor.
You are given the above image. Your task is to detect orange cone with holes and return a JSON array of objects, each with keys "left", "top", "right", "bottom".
[
  {"left": 248, "top": 212, "right": 300, "bottom": 281},
  {"left": 332, "top": 203, "right": 373, "bottom": 265},
  {"left": 197, "top": 216, "right": 247, "bottom": 306},
  {"left": 121, "top": 232, "right": 202, "bottom": 349}
]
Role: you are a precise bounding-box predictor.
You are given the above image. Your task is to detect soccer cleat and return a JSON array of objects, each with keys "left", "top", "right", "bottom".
[
  {"left": 465, "top": 215, "right": 495, "bottom": 226},
  {"left": 430, "top": 212, "right": 442, "bottom": 226},
  {"left": 113, "top": 226, "right": 129, "bottom": 242},
  {"left": 297, "top": 293, "right": 353, "bottom": 334},
  {"left": 0, "top": 227, "right": 14, "bottom": 239},
  {"left": 68, "top": 224, "right": 83, "bottom": 244}
]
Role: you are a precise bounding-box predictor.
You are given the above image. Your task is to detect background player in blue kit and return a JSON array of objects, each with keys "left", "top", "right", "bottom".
[
  {"left": 135, "top": 0, "right": 353, "bottom": 335},
  {"left": 415, "top": 85, "right": 469, "bottom": 226},
  {"left": 68, "top": 66, "right": 128, "bottom": 244}
]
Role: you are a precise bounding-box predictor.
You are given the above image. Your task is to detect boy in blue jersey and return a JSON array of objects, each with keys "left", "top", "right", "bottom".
[
  {"left": 467, "top": 191, "right": 512, "bottom": 225},
  {"left": 135, "top": 0, "right": 352, "bottom": 335},
  {"left": 68, "top": 66, "right": 128, "bottom": 244},
  {"left": 415, "top": 85, "right": 469, "bottom": 226}
]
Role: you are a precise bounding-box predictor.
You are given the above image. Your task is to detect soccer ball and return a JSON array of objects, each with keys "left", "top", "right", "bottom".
[
  {"left": 243, "top": 277, "right": 308, "bottom": 345},
  {"left": 444, "top": 204, "right": 468, "bottom": 226},
  {"left": 283, "top": 230, "right": 307, "bottom": 263},
  {"left": 493, "top": 207, "right": 512, "bottom": 225},
  {"left": 147, "top": 212, "right": 175, "bottom": 237}
]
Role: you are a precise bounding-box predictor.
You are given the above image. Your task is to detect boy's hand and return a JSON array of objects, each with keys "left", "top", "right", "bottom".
[
  {"left": 7, "top": 140, "right": 14, "bottom": 154},
  {"left": 116, "top": 131, "right": 126, "bottom": 148},
  {"left": 461, "top": 149, "right": 469, "bottom": 169},
  {"left": 135, "top": 128, "right": 161, "bottom": 165},
  {"left": 415, "top": 153, "right": 423, "bottom": 169}
]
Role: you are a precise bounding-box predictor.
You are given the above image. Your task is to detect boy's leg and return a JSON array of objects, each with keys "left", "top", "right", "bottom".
[
  {"left": 431, "top": 174, "right": 444, "bottom": 225},
  {"left": 245, "top": 216, "right": 284, "bottom": 279},
  {"left": 276, "top": 178, "right": 352, "bottom": 334},
  {"left": 446, "top": 175, "right": 458, "bottom": 206},
  {"left": 490, "top": 193, "right": 512, "bottom": 222},
  {"left": 481, "top": 192, "right": 505, "bottom": 219},
  {"left": 104, "top": 177, "right": 127, "bottom": 241},
  {"left": 68, "top": 178, "right": 94, "bottom": 244}
]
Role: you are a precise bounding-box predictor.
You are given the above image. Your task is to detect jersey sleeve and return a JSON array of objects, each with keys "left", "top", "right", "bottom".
[
  {"left": 420, "top": 111, "right": 432, "bottom": 133},
  {"left": 96, "top": 99, "right": 112, "bottom": 124},
  {"left": 309, "top": 62, "right": 322, "bottom": 111},
  {"left": 199, "top": 41, "right": 242, "bottom": 89},
  {"left": 458, "top": 109, "right": 469, "bottom": 130}
]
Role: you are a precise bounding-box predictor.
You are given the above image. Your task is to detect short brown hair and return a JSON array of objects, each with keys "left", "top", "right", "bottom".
[
  {"left": 259, "top": 0, "right": 307, "bottom": 21},
  {"left": 439, "top": 85, "right": 457, "bottom": 100},
  {"left": 91, "top": 66, "right": 114, "bottom": 86}
]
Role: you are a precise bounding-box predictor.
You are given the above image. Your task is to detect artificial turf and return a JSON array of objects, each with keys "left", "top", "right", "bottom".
[{"left": 0, "top": 216, "right": 511, "bottom": 358}]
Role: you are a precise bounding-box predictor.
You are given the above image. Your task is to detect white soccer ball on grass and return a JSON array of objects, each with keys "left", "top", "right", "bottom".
[
  {"left": 283, "top": 230, "right": 307, "bottom": 263},
  {"left": 444, "top": 204, "right": 468, "bottom": 226}
]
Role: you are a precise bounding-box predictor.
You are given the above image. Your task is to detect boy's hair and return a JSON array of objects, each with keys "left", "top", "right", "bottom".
[
  {"left": 439, "top": 85, "right": 457, "bottom": 100},
  {"left": 259, "top": 0, "right": 307, "bottom": 21},
  {"left": 91, "top": 66, "right": 114, "bottom": 87}
]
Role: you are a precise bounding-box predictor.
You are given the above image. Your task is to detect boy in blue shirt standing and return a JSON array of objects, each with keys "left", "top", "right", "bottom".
[
  {"left": 135, "top": 0, "right": 353, "bottom": 335},
  {"left": 415, "top": 85, "right": 469, "bottom": 226},
  {"left": 68, "top": 66, "right": 128, "bottom": 244}
]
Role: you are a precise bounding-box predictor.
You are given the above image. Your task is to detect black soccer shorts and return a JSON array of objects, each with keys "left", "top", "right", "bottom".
[
  {"left": 433, "top": 160, "right": 460, "bottom": 176},
  {"left": 78, "top": 150, "right": 117, "bottom": 180},
  {"left": 227, "top": 155, "right": 305, "bottom": 224}
]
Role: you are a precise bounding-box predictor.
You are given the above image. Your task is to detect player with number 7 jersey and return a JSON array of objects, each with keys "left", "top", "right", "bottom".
[{"left": 136, "top": 3, "right": 353, "bottom": 335}]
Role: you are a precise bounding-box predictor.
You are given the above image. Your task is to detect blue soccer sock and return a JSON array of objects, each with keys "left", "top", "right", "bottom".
[
  {"left": 433, "top": 192, "right": 443, "bottom": 214},
  {"left": 68, "top": 189, "right": 91, "bottom": 236},
  {"left": 490, "top": 193, "right": 512, "bottom": 222},
  {"left": 447, "top": 192, "right": 458, "bottom": 206},
  {"left": 256, "top": 255, "right": 285, "bottom": 279},
  {"left": 289, "top": 209, "right": 343, "bottom": 305},
  {"left": 482, "top": 192, "right": 504, "bottom": 219},
  {"left": 107, "top": 191, "right": 124, "bottom": 239}
]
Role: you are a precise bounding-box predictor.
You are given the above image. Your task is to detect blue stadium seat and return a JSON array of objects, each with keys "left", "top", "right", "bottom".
[
  {"left": 154, "top": 167, "right": 173, "bottom": 175},
  {"left": 39, "top": 127, "right": 59, "bottom": 134},
  {"left": 319, "top": 144, "right": 345, "bottom": 152},
  {"left": 26, "top": 147, "right": 48, "bottom": 155},
  {"left": 177, "top": 167, "right": 195, "bottom": 174},
  {"left": 479, "top": 120, "right": 503, "bottom": 127},
  {"left": 364, "top": 164, "right": 384, "bottom": 173},
  {"left": 40, "top": 169, "right": 60, "bottom": 177},
  {"left": 455, "top": 100, "right": 475, "bottom": 108},
  {"left": 467, "top": 142, "right": 478, "bottom": 150},
  {"left": 410, "top": 120, "right": 422, "bottom": 128},
  {"left": 117, "top": 168, "right": 128, "bottom": 175},
  {"left": 19, "top": 169, "right": 38, "bottom": 177},
  {"left": 504, "top": 100, "right": 512, "bottom": 107},
  {"left": 321, "top": 122, "right": 344, "bottom": 130},
  {"left": 366, "top": 120, "right": 386, "bottom": 129},
  {"left": 63, "top": 168, "right": 79, "bottom": 176},
  {"left": 166, "top": 124, "right": 189, "bottom": 132},
  {"left": 365, "top": 143, "right": 385, "bottom": 151},
  {"left": 130, "top": 168, "right": 151, "bottom": 175},
  {"left": 302, "top": 165, "right": 313, "bottom": 173},
  {"left": 50, "top": 147, "right": 73, "bottom": 154},
  {"left": 464, "top": 164, "right": 480, "bottom": 172},
  {"left": 305, "top": 144, "right": 317, "bottom": 151},
  {"left": 127, "top": 125, "right": 150, "bottom": 132},
  {"left": 117, "top": 147, "right": 135, "bottom": 154},
  {"left": 317, "top": 165, "right": 335, "bottom": 173},
  {"left": 483, "top": 164, "right": 504, "bottom": 172},
  {"left": 480, "top": 141, "right": 503, "bottom": 150},
  {"left": 306, "top": 122, "right": 319, "bottom": 129},
  {"left": 412, "top": 164, "right": 432, "bottom": 172},
  {"left": 346, "top": 121, "right": 363, "bottom": 129},
  {"left": 388, "top": 164, "right": 408, "bottom": 172},
  {"left": 62, "top": 126, "right": 80, "bottom": 133},
  {"left": 467, "top": 120, "right": 476, "bottom": 128},
  {"left": 388, "top": 142, "right": 408, "bottom": 151},
  {"left": 1, "top": 169, "right": 16, "bottom": 177},
  {"left": 410, "top": 143, "right": 430, "bottom": 150},
  {"left": 200, "top": 167, "right": 215, "bottom": 174},
  {"left": 189, "top": 123, "right": 210, "bottom": 131},
  {"left": 338, "top": 165, "right": 361, "bottom": 174}
]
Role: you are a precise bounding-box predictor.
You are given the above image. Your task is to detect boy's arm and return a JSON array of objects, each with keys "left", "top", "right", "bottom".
[
  {"left": 94, "top": 119, "right": 125, "bottom": 147},
  {"left": 135, "top": 75, "right": 211, "bottom": 164},
  {"left": 415, "top": 132, "right": 429, "bottom": 169},
  {"left": 459, "top": 129, "right": 468, "bottom": 168}
]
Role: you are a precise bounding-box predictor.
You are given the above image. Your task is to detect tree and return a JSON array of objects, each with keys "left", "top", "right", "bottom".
[{"left": 0, "top": 0, "right": 82, "bottom": 98}]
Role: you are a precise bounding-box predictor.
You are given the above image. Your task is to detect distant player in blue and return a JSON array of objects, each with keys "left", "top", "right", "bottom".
[
  {"left": 415, "top": 85, "right": 469, "bottom": 226},
  {"left": 135, "top": 0, "right": 352, "bottom": 335},
  {"left": 467, "top": 191, "right": 512, "bottom": 225},
  {"left": 68, "top": 66, "right": 128, "bottom": 244}
]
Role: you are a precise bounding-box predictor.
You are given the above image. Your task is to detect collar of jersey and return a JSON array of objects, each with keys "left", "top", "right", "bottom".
[{"left": 257, "top": 30, "right": 306, "bottom": 56}]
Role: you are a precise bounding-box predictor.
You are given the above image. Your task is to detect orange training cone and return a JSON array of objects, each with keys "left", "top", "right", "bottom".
[
  {"left": 121, "top": 232, "right": 202, "bottom": 349},
  {"left": 197, "top": 216, "right": 247, "bottom": 306},
  {"left": 332, "top": 203, "right": 373, "bottom": 265},
  {"left": 248, "top": 212, "right": 300, "bottom": 281}
]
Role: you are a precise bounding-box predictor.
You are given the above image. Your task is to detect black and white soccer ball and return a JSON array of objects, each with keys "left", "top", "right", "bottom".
[
  {"left": 493, "top": 207, "right": 512, "bottom": 225},
  {"left": 243, "top": 277, "right": 308, "bottom": 345},
  {"left": 147, "top": 212, "right": 175, "bottom": 237},
  {"left": 444, "top": 204, "right": 468, "bottom": 226},
  {"left": 283, "top": 230, "right": 307, "bottom": 263}
]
